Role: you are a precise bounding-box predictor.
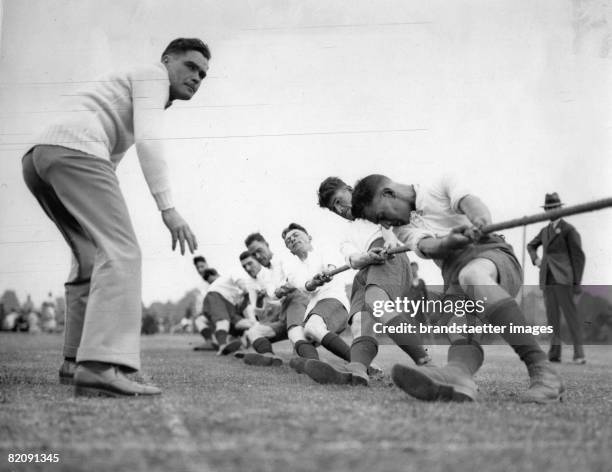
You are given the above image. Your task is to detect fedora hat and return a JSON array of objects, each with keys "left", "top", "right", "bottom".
[{"left": 542, "top": 192, "right": 563, "bottom": 209}]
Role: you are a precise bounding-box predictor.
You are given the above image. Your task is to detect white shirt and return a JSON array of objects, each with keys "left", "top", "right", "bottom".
[
  {"left": 284, "top": 246, "right": 350, "bottom": 314},
  {"left": 208, "top": 269, "right": 270, "bottom": 319},
  {"left": 393, "top": 175, "right": 472, "bottom": 258},
  {"left": 34, "top": 62, "right": 174, "bottom": 210},
  {"left": 340, "top": 219, "right": 402, "bottom": 266},
  {"left": 259, "top": 253, "right": 296, "bottom": 299}
]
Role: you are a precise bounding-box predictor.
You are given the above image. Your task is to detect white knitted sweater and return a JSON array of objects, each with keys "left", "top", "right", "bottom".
[{"left": 34, "top": 62, "right": 174, "bottom": 210}]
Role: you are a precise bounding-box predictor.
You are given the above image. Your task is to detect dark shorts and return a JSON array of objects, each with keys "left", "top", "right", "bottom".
[
  {"left": 349, "top": 238, "right": 413, "bottom": 318},
  {"left": 442, "top": 235, "right": 523, "bottom": 298},
  {"left": 304, "top": 298, "right": 349, "bottom": 335},
  {"left": 266, "top": 321, "right": 289, "bottom": 343},
  {"left": 203, "top": 292, "right": 242, "bottom": 325},
  {"left": 283, "top": 289, "right": 309, "bottom": 331}
]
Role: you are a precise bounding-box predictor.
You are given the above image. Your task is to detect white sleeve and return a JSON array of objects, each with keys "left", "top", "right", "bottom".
[
  {"left": 130, "top": 64, "right": 174, "bottom": 211},
  {"left": 340, "top": 237, "right": 360, "bottom": 265},
  {"left": 440, "top": 174, "right": 471, "bottom": 214},
  {"left": 393, "top": 226, "right": 434, "bottom": 259},
  {"left": 381, "top": 226, "right": 402, "bottom": 248},
  {"left": 284, "top": 260, "right": 310, "bottom": 292}
]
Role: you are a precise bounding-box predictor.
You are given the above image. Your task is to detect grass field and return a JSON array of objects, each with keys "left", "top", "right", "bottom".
[{"left": 1, "top": 333, "right": 611, "bottom": 472}]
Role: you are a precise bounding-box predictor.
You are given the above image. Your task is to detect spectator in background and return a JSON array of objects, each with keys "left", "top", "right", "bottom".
[
  {"left": 527, "top": 192, "right": 586, "bottom": 364},
  {"left": 2, "top": 309, "right": 19, "bottom": 331},
  {"left": 41, "top": 292, "right": 58, "bottom": 332}
]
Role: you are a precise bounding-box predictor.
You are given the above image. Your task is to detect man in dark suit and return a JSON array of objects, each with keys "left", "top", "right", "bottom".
[{"left": 527, "top": 192, "right": 586, "bottom": 364}]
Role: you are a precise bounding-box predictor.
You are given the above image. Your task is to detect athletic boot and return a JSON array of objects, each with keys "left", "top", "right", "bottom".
[
  {"left": 345, "top": 362, "right": 370, "bottom": 386},
  {"left": 59, "top": 359, "right": 77, "bottom": 385},
  {"left": 193, "top": 340, "right": 219, "bottom": 351},
  {"left": 243, "top": 352, "right": 283, "bottom": 367},
  {"left": 391, "top": 364, "right": 477, "bottom": 402},
  {"left": 289, "top": 357, "right": 308, "bottom": 373},
  {"left": 521, "top": 361, "right": 564, "bottom": 404},
  {"left": 216, "top": 339, "right": 242, "bottom": 356},
  {"left": 303, "top": 359, "right": 352, "bottom": 385}
]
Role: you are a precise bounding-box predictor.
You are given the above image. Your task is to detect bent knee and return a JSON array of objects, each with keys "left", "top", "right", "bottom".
[
  {"left": 458, "top": 260, "right": 497, "bottom": 288},
  {"left": 303, "top": 315, "right": 328, "bottom": 339}
]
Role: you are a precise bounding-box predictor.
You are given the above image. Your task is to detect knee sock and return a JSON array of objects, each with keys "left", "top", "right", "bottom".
[
  {"left": 350, "top": 336, "right": 378, "bottom": 367},
  {"left": 385, "top": 315, "right": 428, "bottom": 363},
  {"left": 294, "top": 340, "right": 319, "bottom": 359},
  {"left": 215, "top": 329, "right": 228, "bottom": 346},
  {"left": 200, "top": 327, "right": 213, "bottom": 340},
  {"left": 321, "top": 332, "right": 351, "bottom": 361},
  {"left": 252, "top": 337, "right": 274, "bottom": 354},
  {"left": 486, "top": 298, "right": 546, "bottom": 366},
  {"left": 447, "top": 339, "right": 484, "bottom": 376}
]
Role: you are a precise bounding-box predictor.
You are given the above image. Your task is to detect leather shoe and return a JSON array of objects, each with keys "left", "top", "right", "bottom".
[
  {"left": 289, "top": 357, "right": 308, "bottom": 373},
  {"left": 216, "top": 339, "right": 242, "bottom": 356},
  {"left": 74, "top": 362, "right": 161, "bottom": 397},
  {"left": 520, "top": 361, "right": 564, "bottom": 404},
  {"left": 391, "top": 364, "right": 477, "bottom": 402},
  {"left": 243, "top": 352, "right": 283, "bottom": 367},
  {"left": 345, "top": 362, "right": 369, "bottom": 386},
  {"left": 303, "top": 359, "right": 352, "bottom": 385}
]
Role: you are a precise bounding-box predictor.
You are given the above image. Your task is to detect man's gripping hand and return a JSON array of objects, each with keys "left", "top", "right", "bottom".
[
  {"left": 441, "top": 225, "right": 474, "bottom": 251},
  {"left": 162, "top": 208, "right": 198, "bottom": 255}
]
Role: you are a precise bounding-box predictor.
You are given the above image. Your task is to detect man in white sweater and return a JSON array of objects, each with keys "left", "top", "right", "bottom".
[{"left": 21, "top": 38, "right": 210, "bottom": 397}]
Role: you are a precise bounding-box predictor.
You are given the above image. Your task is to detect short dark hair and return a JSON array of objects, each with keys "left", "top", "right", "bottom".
[
  {"left": 202, "top": 268, "right": 218, "bottom": 283},
  {"left": 162, "top": 38, "right": 211, "bottom": 60},
  {"left": 244, "top": 232, "right": 267, "bottom": 247},
  {"left": 239, "top": 251, "right": 254, "bottom": 262},
  {"left": 193, "top": 256, "right": 206, "bottom": 265},
  {"left": 317, "top": 177, "right": 348, "bottom": 209},
  {"left": 281, "top": 223, "right": 308, "bottom": 240},
  {"left": 351, "top": 174, "right": 390, "bottom": 219}
]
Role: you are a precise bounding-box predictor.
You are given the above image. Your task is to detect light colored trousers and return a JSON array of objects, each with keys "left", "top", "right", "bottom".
[{"left": 22, "top": 145, "right": 142, "bottom": 371}]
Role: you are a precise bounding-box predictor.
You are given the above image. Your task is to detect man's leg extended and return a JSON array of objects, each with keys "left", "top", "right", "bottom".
[
  {"left": 303, "top": 313, "right": 350, "bottom": 361},
  {"left": 458, "top": 257, "right": 563, "bottom": 403},
  {"left": 366, "top": 285, "right": 429, "bottom": 364},
  {"left": 242, "top": 322, "right": 283, "bottom": 366},
  {"left": 23, "top": 150, "right": 94, "bottom": 384},
  {"left": 23, "top": 146, "right": 159, "bottom": 397}
]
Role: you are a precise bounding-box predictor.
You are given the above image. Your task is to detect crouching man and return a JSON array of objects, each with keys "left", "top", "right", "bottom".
[{"left": 351, "top": 174, "right": 563, "bottom": 404}]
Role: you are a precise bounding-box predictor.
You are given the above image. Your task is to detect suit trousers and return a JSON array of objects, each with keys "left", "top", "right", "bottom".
[
  {"left": 543, "top": 284, "right": 584, "bottom": 359},
  {"left": 22, "top": 145, "right": 142, "bottom": 371}
]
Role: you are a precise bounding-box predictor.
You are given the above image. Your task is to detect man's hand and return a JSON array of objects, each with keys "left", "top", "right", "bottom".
[
  {"left": 274, "top": 284, "right": 294, "bottom": 298},
  {"left": 441, "top": 226, "right": 473, "bottom": 251},
  {"left": 367, "top": 247, "right": 388, "bottom": 265},
  {"left": 161, "top": 208, "right": 198, "bottom": 255},
  {"left": 573, "top": 285, "right": 582, "bottom": 296},
  {"left": 314, "top": 271, "right": 333, "bottom": 286},
  {"left": 534, "top": 257, "right": 542, "bottom": 268}
]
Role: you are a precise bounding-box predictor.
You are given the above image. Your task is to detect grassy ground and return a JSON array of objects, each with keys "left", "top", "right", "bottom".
[{"left": 1, "top": 333, "right": 611, "bottom": 472}]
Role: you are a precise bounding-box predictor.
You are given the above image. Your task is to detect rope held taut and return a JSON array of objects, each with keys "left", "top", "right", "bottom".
[{"left": 303, "top": 197, "right": 612, "bottom": 291}]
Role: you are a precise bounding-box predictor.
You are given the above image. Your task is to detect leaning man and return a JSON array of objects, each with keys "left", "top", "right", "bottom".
[{"left": 21, "top": 38, "right": 211, "bottom": 397}]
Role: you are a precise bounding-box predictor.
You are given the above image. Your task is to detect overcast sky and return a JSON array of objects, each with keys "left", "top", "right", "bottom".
[{"left": 0, "top": 0, "right": 610, "bottom": 306}]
